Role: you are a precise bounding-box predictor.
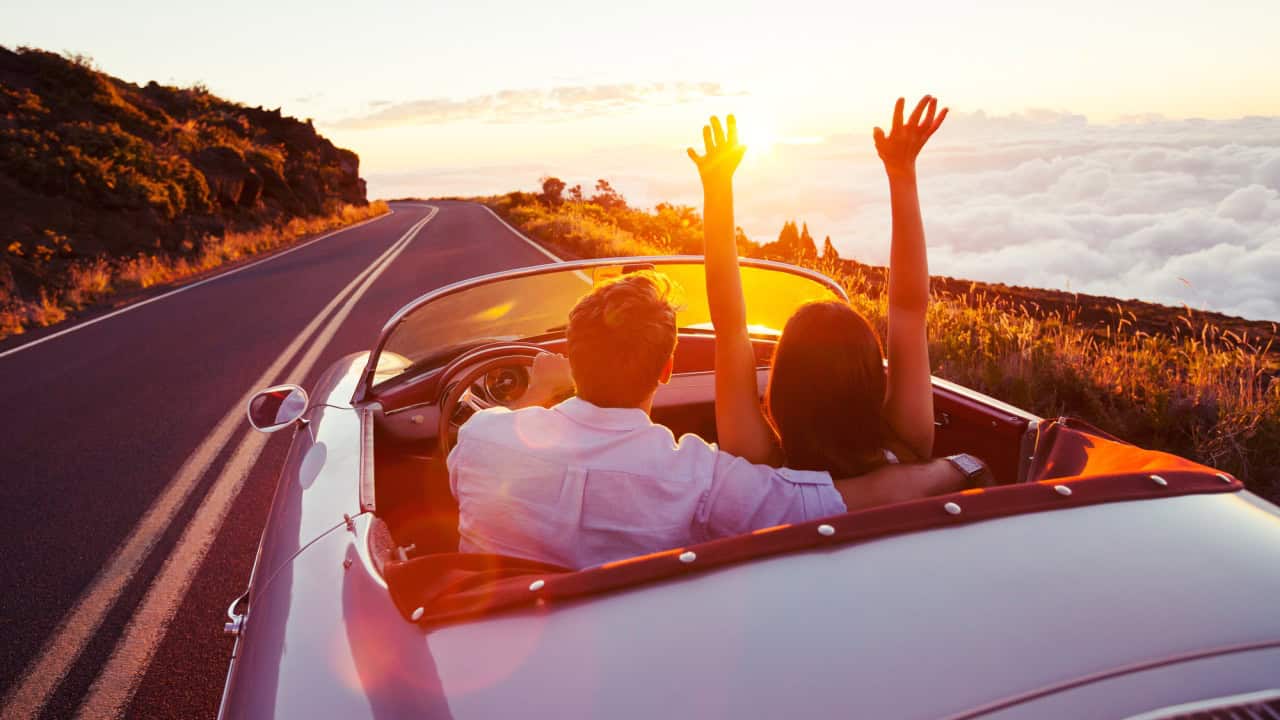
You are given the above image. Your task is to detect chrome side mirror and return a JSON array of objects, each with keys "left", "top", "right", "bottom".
[{"left": 247, "top": 384, "right": 309, "bottom": 433}]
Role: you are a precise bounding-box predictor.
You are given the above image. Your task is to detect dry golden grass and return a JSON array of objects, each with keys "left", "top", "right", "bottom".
[
  {"left": 0, "top": 201, "right": 389, "bottom": 340},
  {"left": 507, "top": 202, "right": 668, "bottom": 258},
  {"left": 486, "top": 194, "right": 1279, "bottom": 501}
]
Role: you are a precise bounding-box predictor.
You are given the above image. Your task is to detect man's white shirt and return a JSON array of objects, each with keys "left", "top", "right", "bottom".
[{"left": 448, "top": 397, "right": 847, "bottom": 569}]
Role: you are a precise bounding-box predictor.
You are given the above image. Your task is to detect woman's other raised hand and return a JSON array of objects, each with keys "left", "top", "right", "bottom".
[
  {"left": 687, "top": 114, "right": 746, "bottom": 190},
  {"left": 873, "top": 96, "right": 948, "bottom": 180}
]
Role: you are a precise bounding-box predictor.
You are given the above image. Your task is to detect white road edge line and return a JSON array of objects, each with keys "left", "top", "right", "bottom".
[
  {"left": 0, "top": 205, "right": 436, "bottom": 720},
  {"left": 478, "top": 204, "right": 565, "bottom": 262},
  {"left": 476, "top": 203, "right": 595, "bottom": 286},
  {"left": 0, "top": 208, "right": 394, "bottom": 361},
  {"left": 73, "top": 205, "right": 438, "bottom": 720}
]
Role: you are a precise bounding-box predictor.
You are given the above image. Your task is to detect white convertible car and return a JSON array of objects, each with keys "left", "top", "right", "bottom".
[{"left": 219, "top": 257, "right": 1280, "bottom": 719}]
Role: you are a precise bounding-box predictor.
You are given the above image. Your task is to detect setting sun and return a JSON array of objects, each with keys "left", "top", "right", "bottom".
[{"left": 739, "top": 115, "right": 777, "bottom": 155}]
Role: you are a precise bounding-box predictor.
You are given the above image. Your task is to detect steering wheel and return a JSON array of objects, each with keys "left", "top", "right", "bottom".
[{"left": 436, "top": 342, "right": 551, "bottom": 458}]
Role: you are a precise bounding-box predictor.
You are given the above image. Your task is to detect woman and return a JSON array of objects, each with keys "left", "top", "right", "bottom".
[{"left": 687, "top": 96, "right": 947, "bottom": 480}]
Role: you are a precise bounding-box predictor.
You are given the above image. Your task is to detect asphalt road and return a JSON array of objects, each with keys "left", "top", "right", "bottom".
[{"left": 0, "top": 201, "right": 561, "bottom": 719}]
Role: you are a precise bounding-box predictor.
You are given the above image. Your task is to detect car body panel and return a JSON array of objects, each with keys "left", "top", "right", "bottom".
[
  {"left": 221, "top": 486, "right": 1280, "bottom": 719},
  {"left": 423, "top": 492, "right": 1280, "bottom": 720},
  {"left": 220, "top": 256, "right": 1280, "bottom": 719},
  {"left": 246, "top": 353, "right": 367, "bottom": 597}
]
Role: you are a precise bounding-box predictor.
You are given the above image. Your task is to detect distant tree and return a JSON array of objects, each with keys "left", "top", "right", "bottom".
[
  {"left": 798, "top": 222, "right": 818, "bottom": 259},
  {"left": 773, "top": 219, "right": 793, "bottom": 254},
  {"left": 755, "top": 220, "right": 823, "bottom": 262},
  {"left": 777, "top": 220, "right": 800, "bottom": 250},
  {"left": 568, "top": 184, "right": 584, "bottom": 203},
  {"left": 506, "top": 190, "right": 535, "bottom": 208},
  {"left": 61, "top": 51, "right": 97, "bottom": 70},
  {"left": 822, "top": 235, "right": 839, "bottom": 262},
  {"left": 735, "top": 226, "right": 760, "bottom": 257},
  {"left": 539, "top": 176, "right": 566, "bottom": 207},
  {"left": 651, "top": 202, "right": 702, "bottom": 253},
  {"left": 591, "top": 179, "right": 627, "bottom": 212}
]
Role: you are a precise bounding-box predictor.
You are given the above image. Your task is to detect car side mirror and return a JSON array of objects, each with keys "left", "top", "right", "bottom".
[{"left": 247, "top": 384, "right": 309, "bottom": 433}]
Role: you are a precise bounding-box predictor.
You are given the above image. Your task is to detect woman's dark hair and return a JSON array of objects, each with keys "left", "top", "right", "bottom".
[{"left": 765, "top": 300, "right": 887, "bottom": 477}]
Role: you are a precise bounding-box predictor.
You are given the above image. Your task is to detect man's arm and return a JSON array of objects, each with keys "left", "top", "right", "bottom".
[{"left": 833, "top": 459, "right": 966, "bottom": 512}]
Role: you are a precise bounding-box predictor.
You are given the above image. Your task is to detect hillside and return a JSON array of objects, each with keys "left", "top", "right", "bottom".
[
  {"left": 0, "top": 46, "right": 380, "bottom": 338},
  {"left": 475, "top": 181, "right": 1279, "bottom": 502}
]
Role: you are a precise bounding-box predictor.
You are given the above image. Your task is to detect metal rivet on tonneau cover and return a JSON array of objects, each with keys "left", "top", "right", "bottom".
[
  {"left": 817, "top": 524, "right": 835, "bottom": 536},
  {"left": 944, "top": 502, "right": 962, "bottom": 515},
  {"left": 529, "top": 579, "right": 545, "bottom": 591},
  {"left": 679, "top": 551, "right": 697, "bottom": 564},
  {"left": 1054, "top": 485, "right": 1072, "bottom": 496},
  {"left": 1151, "top": 474, "right": 1168, "bottom": 486}
]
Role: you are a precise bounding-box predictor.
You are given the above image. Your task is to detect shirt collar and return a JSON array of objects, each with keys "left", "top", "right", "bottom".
[{"left": 554, "top": 397, "right": 652, "bottom": 431}]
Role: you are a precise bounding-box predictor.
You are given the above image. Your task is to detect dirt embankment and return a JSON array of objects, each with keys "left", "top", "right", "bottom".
[{"left": 0, "top": 46, "right": 372, "bottom": 335}]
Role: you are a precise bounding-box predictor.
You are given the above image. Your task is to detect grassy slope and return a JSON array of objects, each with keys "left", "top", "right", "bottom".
[
  {"left": 0, "top": 46, "right": 383, "bottom": 339},
  {"left": 481, "top": 190, "right": 1279, "bottom": 503}
]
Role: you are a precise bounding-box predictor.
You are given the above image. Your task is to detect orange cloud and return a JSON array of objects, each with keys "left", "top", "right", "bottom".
[{"left": 331, "top": 82, "right": 745, "bottom": 129}]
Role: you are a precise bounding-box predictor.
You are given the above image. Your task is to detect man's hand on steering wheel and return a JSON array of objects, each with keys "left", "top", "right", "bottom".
[
  {"left": 512, "top": 352, "right": 575, "bottom": 409},
  {"left": 438, "top": 344, "right": 575, "bottom": 458}
]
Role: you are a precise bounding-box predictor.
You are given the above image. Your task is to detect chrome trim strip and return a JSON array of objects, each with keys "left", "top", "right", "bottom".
[
  {"left": 942, "top": 639, "right": 1280, "bottom": 720},
  {"left": 1122, "top": 689, "right": 1280, "bottom": 720},
  {"left": 930, "top": 374, "right": 1042, "bottom": 424},
  {"left": 358, "top": 404, "right": 377, "bottom": 513},
  {"left": 352, "top": 255, "right": 848, "bottom": 404},
  {"left": 1017, "top": 418, "right": 1041, "bottom": 483}
]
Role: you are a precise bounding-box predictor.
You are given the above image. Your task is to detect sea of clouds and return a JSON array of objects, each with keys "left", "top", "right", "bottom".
[
  {"left": 729, "top": 112, "right": 1280, "bottom": 321},
  {"left": 365, "top": 111, "right": 1280, "bottom": 321}
]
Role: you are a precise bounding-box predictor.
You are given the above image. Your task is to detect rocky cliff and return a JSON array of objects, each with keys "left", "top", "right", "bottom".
[{"left": 0, "top": 46, "right": 368, "bottom": 303}]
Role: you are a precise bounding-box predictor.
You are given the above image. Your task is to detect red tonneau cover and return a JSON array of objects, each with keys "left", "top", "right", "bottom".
[{"left": 385, "top": 419, "right": 1241, "bottom": 627}]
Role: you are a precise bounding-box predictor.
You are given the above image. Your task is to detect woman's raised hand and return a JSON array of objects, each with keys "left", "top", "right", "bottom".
[
  {"left": 873, "top": 96, "right": 947, "bottom": 179},
  {"left": 688, "top": 115, "right": 745, "bottom": 189}
]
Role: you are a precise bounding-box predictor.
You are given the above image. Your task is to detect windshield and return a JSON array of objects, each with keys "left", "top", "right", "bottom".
[{"left": 370, "top": 258, "right": 844, "bottom": 391}]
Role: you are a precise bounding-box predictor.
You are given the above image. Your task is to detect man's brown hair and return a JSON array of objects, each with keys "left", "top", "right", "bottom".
[{"left": 566, "top": 271, "right": 679, "bottom": 408}]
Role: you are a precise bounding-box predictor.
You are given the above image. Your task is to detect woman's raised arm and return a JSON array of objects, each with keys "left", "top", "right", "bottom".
[
  {"left": 688, "top": 116, "right": 780, "bottom": 464},
  {"left": 873, "top": 96, "right": 948, "bottom": 460}
]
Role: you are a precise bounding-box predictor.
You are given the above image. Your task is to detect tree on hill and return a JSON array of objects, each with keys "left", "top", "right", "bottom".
[
  {"left": 757, "top": 219, "right": 818, "bottom": 261},
  {"left": 591, "top": 179, "right": 626, "bottom": 211},
  {"left": 568, "top": 184, "right": 584, "bottom": 202},
  {"left": 539, "top": 176, "right": 565, "bottom": 207},
  {"left": 799, "top": 222, "right": 817, "bottom": 259},
  {"left": 778, "top": 220, "right": 800, "bottom": 249},
  {"left": 822, "top": 235, "right": 839, "bottom": 262}
]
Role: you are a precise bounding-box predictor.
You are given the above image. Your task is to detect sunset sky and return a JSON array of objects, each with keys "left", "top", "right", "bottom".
[{"left": 4, "top": 0, "right": 1280, "bottom": 318}]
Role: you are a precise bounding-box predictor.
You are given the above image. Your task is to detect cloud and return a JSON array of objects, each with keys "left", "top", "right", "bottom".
[
  {"left": 727, "top": 112, "right": 1280, "bottom": 320},
  {"left": 332, "top": 82, "right": 742, "bottom": 130}
]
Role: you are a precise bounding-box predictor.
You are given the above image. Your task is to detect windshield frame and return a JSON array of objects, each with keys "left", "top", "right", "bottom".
[{"left": 351, "top": 255, "right": 848, "bottom": 405}]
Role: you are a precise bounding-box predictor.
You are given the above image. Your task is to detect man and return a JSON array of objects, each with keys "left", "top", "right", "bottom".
[{"left": 448, "top": 271, "right": 972, "bottom": 570}]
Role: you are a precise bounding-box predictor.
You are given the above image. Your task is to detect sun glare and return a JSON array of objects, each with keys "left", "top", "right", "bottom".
[{"left": 740, "top": 115, "right": 777, "bottom": 155}]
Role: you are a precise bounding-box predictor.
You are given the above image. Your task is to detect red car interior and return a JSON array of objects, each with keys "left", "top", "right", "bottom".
[{"left": 379, "top": 420, "right": 1242, "bottom": 627}]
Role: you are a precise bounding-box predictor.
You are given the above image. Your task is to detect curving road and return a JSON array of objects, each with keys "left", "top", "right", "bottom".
[{"left": 0, "top": 201, "right": 561, "bottom": 719}]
